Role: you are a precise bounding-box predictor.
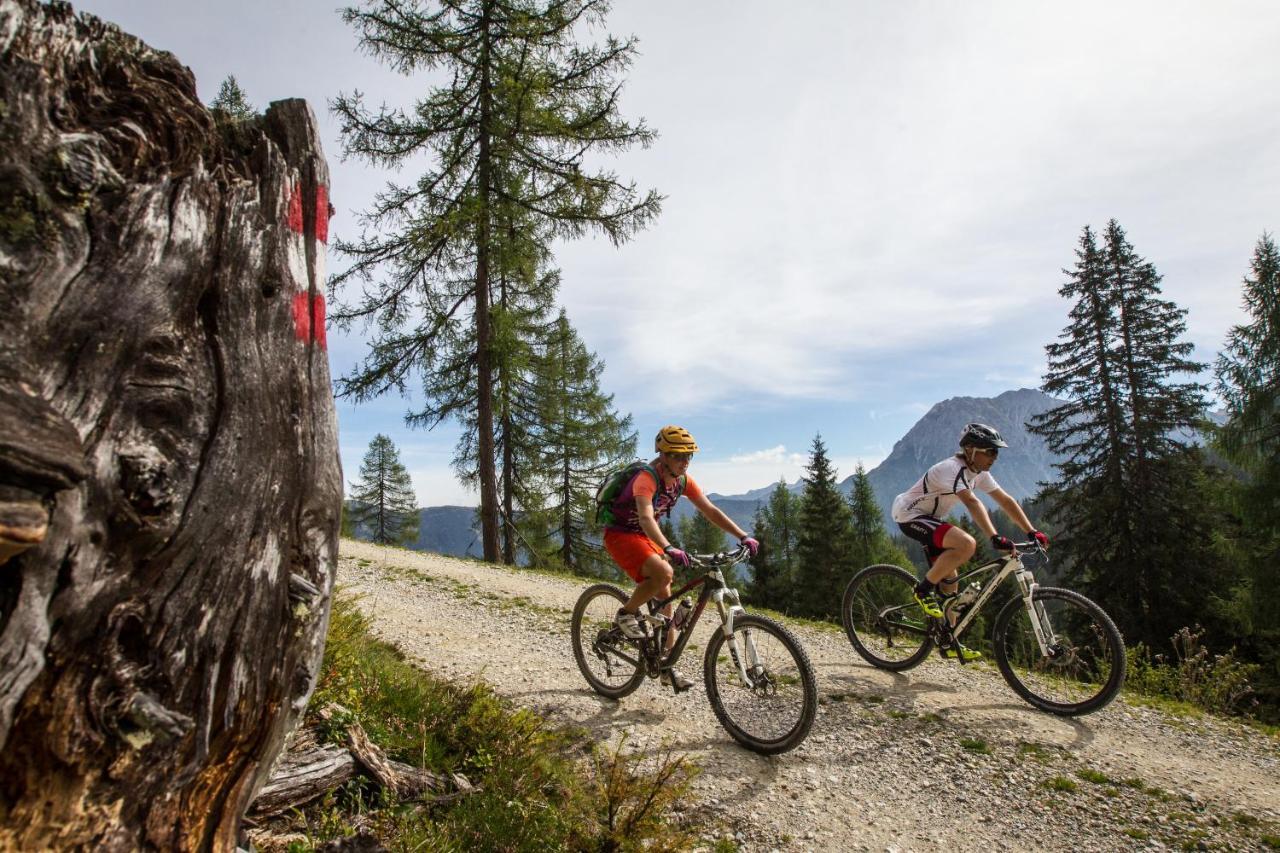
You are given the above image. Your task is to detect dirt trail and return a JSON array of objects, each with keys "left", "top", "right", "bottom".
[{"left": 338, "top": 540, "right": 1280, "bottom": 852}]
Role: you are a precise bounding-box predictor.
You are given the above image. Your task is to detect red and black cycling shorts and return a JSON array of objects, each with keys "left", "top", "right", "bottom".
[{"left": 897, "top": 515, "right": 953, "bottom": 567}]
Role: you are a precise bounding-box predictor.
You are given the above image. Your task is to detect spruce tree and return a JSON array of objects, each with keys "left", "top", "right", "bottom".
[
  {"left": 747, "top": 481, "right": 799, "bottom": 611},
  {"left": 678, "top": 512, "right": 729, "bottom": 556},
  {"left": 1030, "top": 221, "right": 1217, "bottom": 647},
  {"left": 349, "top": 434, "right": 420, "bottom": 545},
  {"left": 530, "top": 311, "right": 635, "bottom": 574},
  {"left": 1215, "top": 234, "right": 1280, "bottom": 674},
  {"left": 847, "top": 463, "right": 907, "bottom": 568},
  {"left": 793, "top": 435, "right": 855, "bottom": 620},
  {"left": 331, "top": 0, "right": 661, "bottom": 562}
]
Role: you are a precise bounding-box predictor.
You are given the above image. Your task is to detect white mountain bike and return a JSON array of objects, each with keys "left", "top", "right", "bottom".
[{"left": 841, "top": 541, "right": 1125, "bottom": 716}]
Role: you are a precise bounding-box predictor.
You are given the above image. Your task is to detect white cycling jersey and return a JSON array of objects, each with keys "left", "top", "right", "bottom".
[{"left": 891, "top": 456, "right": 1000, "bottom": 523}]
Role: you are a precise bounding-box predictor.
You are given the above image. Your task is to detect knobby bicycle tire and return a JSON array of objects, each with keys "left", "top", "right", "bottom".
[
  {"left": 703, "top": 613, "right": 817, "bottom": 755},
  {"left": 571, "top": 583, "right": 646, "bottom": 699},
  {"left": 841, "top": 564, "right": 934, "bottom": 671},
  {"left": 992, "top": 586, "right": 1125, "bottom": 716}
]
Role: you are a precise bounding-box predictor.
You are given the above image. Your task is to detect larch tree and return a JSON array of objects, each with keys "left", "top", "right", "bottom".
[
  {"left": 330, "top": 0, "right": 661, "bottom": 562},
  {"left": 349, "top": 434, "right": 420, "bottom": 545}
]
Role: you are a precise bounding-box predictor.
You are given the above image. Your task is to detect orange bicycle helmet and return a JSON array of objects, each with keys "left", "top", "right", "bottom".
[{"left": 655, "top": 425, "right": 699, "bottom": 454}]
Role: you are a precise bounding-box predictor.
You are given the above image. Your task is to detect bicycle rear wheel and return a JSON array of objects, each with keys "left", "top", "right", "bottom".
[
  {"left": 571, "top": 584, "right": 646, "bottom": 699},
  {"left": 703, "top": 613, "right": 817, "bottom": 755},
  {"left": 992, "top": 587, "right": 1125, "bottom": 716},
  {"left": 841, "top": 564, "right": 933, "bottom": 671}
]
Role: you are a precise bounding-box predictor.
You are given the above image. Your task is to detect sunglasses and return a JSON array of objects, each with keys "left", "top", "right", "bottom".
[
  {"left": 976, "top": 448, "right": 999, "bottom": 458},
  {"left": 665, "top": 452, "right": 694, "bottom": 462}
]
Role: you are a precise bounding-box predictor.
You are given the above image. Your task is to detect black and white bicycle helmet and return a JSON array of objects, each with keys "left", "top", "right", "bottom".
[{"left": 959, "top": 423, "right": 1008, "bottom": 450}]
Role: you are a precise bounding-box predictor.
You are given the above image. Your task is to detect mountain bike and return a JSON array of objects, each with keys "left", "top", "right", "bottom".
[
  {"left": 571, "top": 545, "right": 817, "bottom": 755},
  {"left": 840, "top": 541, "right": 1125, "bottom": 716}
]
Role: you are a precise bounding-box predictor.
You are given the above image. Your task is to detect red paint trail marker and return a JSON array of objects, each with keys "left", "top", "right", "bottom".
[{"left": 292, "top": 292, "right": 327, "bottom": 349}]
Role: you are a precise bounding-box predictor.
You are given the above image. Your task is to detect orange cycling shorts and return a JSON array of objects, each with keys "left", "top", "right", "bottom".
[{"left": 603, "top": 529, "right": 663, "bottom": 583}]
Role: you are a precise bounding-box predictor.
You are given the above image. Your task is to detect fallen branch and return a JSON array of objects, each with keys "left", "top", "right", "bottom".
[{"left": 249, "top": 717, "right": 472, "bottom": 817}]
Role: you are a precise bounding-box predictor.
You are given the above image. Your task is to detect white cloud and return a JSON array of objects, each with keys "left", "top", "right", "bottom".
[{"left": 728, "top": 445, "right": 808, "bottom": 467}]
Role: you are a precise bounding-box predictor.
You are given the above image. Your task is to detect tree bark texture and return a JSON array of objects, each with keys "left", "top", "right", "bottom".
[{"left": 0, "top": 2, "right": 342, "bottom": 849}]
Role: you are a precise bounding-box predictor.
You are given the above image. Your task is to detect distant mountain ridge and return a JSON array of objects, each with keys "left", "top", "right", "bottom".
[{"left": 366, "top": 388, "right": 1070, "bottom": 558}]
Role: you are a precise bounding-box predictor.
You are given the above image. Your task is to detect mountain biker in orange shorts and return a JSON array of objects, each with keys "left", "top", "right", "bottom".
[
  {"left": 891, "top": 423, "right": 1049, "bottom": 661},
  {"left": 604, "top": 425, "right": 759, "bottom": 691}
]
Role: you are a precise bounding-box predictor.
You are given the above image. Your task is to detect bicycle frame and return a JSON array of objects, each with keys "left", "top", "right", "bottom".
[
  {"left": 640, "top": 551, "right": 761, "bottom": 688},
  {"left": 948, "top": 546, "right": 1057, "bottom": 656}
]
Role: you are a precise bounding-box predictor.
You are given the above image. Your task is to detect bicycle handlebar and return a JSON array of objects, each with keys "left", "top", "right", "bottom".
[
  {"left": 1008, "top": 541, "right": 1047, "bottom": 556},
  {"left": 687, "top": 544, "right": 752, "bottom": 566}
]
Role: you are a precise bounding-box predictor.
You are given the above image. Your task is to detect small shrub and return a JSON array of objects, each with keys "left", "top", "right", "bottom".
[
  {"left": 587, "top": 735, "right": 698, "bottom": 852},
  {"left": 1126, "top": 626, "right": 1259, "bottom": 716}
]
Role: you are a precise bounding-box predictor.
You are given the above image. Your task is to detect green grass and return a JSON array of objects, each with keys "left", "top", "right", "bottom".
[
  {"left": 279, "top": 594, "right": 699, "bottom": 850},
  {"left": 959, "top": 737, "right": 991, "bottom": 754},
  {"left": 1076, "top": 768, "right": 1114, "bottom": 785},
  {"left": 1260, "top": 833, "right": 1280, "bottom": 848},
  {"left": 1016, "top": 741, "right": 1056, "bottom": 763},
  {"left": 1122, "top": 827, "right": 1150, "bottom": 841},
  {"left": 1043, "top": 776, "right": 1078, "bottom": 793}
]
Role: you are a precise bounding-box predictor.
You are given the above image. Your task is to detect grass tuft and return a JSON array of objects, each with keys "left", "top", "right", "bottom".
[{"left": 1043, "top": 776, "right": 1078, "bottom": 793}]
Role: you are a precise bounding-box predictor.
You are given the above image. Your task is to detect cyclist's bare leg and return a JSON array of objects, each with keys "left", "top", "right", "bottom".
[
  {"left": 925, "top": 526, "right": 976, "bottom": 596},
  {"left": 623, "top": 554, "right": 677, "bottom": 653}
]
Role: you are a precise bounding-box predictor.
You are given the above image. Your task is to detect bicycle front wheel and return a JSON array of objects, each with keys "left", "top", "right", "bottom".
[
  {"left": 703, "top": 613, "right": 817, "bottom": 755},
  {"left": 992, "top": 587, "right": 1126, "bottom": 716},
  {"left": 571, "top": 584, "right": 646, "bottom": 699},
  {"left": 841, "top": 564, "right": 933, "bottom": 671}
]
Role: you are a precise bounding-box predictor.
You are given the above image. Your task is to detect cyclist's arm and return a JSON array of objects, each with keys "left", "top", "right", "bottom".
[
  {"left": 957, "top": 489, "right": 998, "bottom": 538},
  {"left": 634, "top": 495, "right": 672, "bottom": 549},
  {"left": 687, "top": 492, "right": 749, "bottom": 540},
  {"left": 989, "top": 488, "right": 1035, "bottom": 533}
]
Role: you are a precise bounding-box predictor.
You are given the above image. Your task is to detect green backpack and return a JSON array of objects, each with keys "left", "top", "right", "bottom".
[{"left": 593, "top": 461, "right": 685, "bottom": 528}]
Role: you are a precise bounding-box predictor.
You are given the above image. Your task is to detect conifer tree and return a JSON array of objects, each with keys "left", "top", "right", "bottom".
[
  {"left": 748, "top": 481, "right": 799, "bottom": 611},
  {"left": 530, "top": 311, "right": 635, "bottom": 574},
  {"left": 349, "top": 434, "right": 420, "bottom": 545},
  {"left": 793, "top": 435, "right": 855, "bottom": 619},
  {"left": 331, "top": 0, "right": 661, "bottom": 562},
  {"left": 1215, "top": 234, "right": 1280, "bottom": 658},
  {"left": 209, "top": 75, "right": 255, "bottom": 121},
  {"left": 847, "top": 463, "right": 907, "bottom": 568},
  {"left": 1030, "top": 221, "right": 1217, "bottom": 646},
  {"left": 678, "top": 511, "right": 728, "bottom": 555}
]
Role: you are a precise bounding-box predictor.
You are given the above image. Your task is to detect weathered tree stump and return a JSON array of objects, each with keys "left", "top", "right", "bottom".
[{"left": 0, "top": 1, "right": 342, "bottom": 849}]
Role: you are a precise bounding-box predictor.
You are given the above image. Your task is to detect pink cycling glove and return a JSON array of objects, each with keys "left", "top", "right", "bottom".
[
  {"left": 740, "top": 536, "right": 760, "bottom": 558},
  {"left": 663, "top": 545, "right": 690, "bottom": 568}
]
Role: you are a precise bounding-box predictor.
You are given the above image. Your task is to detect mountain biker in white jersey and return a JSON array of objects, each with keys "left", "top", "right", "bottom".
[{"left": 891, "top": 423, "right": 1050, "bottom": 661}]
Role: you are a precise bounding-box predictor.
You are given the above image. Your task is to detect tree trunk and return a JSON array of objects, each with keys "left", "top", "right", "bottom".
[{"left": 0, "top": 2, "right": 342, "bottom": 849}]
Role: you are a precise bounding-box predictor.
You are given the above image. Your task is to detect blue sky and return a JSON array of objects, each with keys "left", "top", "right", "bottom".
[{"left": 75, "top": 0, "right": 1277, "bottom": 503}]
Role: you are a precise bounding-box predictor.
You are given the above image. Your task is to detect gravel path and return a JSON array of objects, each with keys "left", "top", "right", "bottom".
[{"left": 338, "top": 540, "right": 1280, "bottom": 852}]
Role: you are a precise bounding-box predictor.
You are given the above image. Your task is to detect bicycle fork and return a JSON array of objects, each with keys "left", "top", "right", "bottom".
[
  {"left": 714, "top": 588, "right": 762, "bottom": 689},
  {"left": 1015, "top": 566, "right": 1058, "bottom": 657}
]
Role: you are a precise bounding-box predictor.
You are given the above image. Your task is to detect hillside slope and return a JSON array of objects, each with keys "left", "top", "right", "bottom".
[{"left": 338, "top": 540, "right": 1280, "bottom": 852}]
